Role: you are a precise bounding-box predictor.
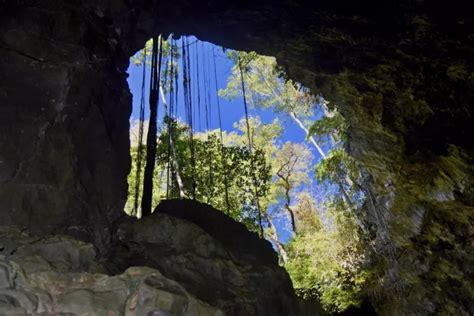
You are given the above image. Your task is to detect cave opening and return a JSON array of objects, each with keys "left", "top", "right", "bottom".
[{"left": 125, "top": 33, "right": 368, "bottom": 314}]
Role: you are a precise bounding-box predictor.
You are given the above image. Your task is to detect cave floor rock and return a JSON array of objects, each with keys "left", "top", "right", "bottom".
[
  {"left": 0, "top": 228, "right": 223, "bottom": 315},
  {"left": 0, "top": 199, "right": 297, "bottom": 315}
]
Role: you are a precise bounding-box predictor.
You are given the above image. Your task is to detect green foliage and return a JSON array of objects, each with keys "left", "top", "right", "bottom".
[
  {"left": 315, "top": 149, "right": 349, "bottom": 183},
  {"left": 131, "top": 37, "right": 179, "bottom": 66},
  {"left": 307, "top": 111, "right": 347, "bottom": 144},
  {"left": 285, "top": 201, "right": 369, "bottom": 313},
  {"left": 127, "top": 117, "right": 272, "bottom": 233},
  {"left": 131, "top": 36, "right": 180, "bottom": 94},
  {"left": 219, "top": 51, "right": 319, "bottom": 122},
  {"left": 314, "top": 148, "right": 363, "bottom": 205},
  {"left": 293, "top": 191, "right": 323, "bottom": 234}
]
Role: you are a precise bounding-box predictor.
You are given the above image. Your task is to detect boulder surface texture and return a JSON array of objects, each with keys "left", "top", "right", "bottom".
[
  {"left": 0, "top": 200, "right": 297, "bottom": 315},
  {"left": 0, "top": 229, "right": 224, "bottom": 315},
  {"left": 113, "top": 199, "right": 297, "bottom": 316}
]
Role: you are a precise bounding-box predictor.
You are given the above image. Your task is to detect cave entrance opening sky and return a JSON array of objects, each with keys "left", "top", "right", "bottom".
[{"left": 126, "top": 35, "right": 327, "bottom": 242}]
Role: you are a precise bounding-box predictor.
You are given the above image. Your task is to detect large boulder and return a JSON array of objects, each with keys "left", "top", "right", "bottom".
[{"left": 113, "top": 199, "right": 297, "bottom": 316}]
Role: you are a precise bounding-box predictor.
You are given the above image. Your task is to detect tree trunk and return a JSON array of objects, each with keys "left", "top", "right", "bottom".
[
  {"left": 283, "top": 179, "right": 297, "bottom": 233},
  {"left": 141, "top": 37, "right": 161, "bottom": 217},
  {"left": 289, "top": 111, "right": 356, "bottom": 209},
  {"left": 160, "top": 86, "right": 186, "bottom": 199},
  {"left": 289, "top": 111, "right": 326, "bottom": 158},
  {"left": 264, "top": 213, "right": 289, "bottom": 262}
]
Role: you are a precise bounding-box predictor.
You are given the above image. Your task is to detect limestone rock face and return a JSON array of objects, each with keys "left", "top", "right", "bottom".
[
  {"left": 113, "top": 200, "right": 297, "bottom": 316},
  {"left": 0, "top": 1, "right": 132, "bottom": 254},
  {"left": 0, "top": 229, "right": 223, "bottom": 315}
]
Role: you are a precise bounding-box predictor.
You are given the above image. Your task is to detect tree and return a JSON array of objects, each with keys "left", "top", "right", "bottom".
[
  {"left": 227, "top": 117, "right": 317, "bottom": 262},
  {"left": 219, "top": 51, "right": 360, "bottom": 209},
  {"left": 220, "top": 51, "right": 324, "bottom": 155},
  {"left": 273, "top": 142, "right": 313, "bottom": 233},
  {"left": 128, "top": 42, "right": 371, "bottom": 312},
  {"left": 285, "top": 200, "right": 369, "bottom": 313},
  {"left": 293, "top": 191, "right": 323, "bottom": 235},
  {"left": 126, "top": 116, "right": 272, "bottom": 233}
]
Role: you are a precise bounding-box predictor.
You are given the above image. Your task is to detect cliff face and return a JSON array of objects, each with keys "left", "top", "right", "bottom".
[
  {"left": 0, "top": 1, "right": 472, "bottom": 314},
  {"left": 0, "top": 1, "right": 132, "bottom": 252}
]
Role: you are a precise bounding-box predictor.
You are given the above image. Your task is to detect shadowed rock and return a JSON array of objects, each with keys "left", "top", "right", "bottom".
[
  {"left": 0, "top": 229, "right": 223, "bottom": 315},
  {"left": 113, "top": 199, "right": 297, "bottom": 316},
  {"left": 157, "top": 199, "right": 279, "bottom": 266}
]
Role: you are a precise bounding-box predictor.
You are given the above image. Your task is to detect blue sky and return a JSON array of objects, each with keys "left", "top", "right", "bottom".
[
  {"left": 126, "top": 36, "right": 329, "bottom": 242},
  {"left": 127, "top": 36, "right": 307, "bottom": 143}
]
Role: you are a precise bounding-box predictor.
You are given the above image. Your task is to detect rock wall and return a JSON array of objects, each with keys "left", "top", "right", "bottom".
[
  {"left": 0, "top": 1, "right": 132, "bottom": 253},
  {"left": 0, "top": 1, "right": 472, "bottom": 314}
]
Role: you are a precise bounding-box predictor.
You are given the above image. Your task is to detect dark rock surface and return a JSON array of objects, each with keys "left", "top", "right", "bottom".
[
  {"left": 0, "top": 1, "right": 473, "bottom": 314},
  {"left": 0, "top": 228, "right": 223, "bottom": 315},
  {"left": 157, "top": 199, "right": 278, "bottom": 266},
  {"left": 112, "top": 199, "right": 297, "bottom": 315}
]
